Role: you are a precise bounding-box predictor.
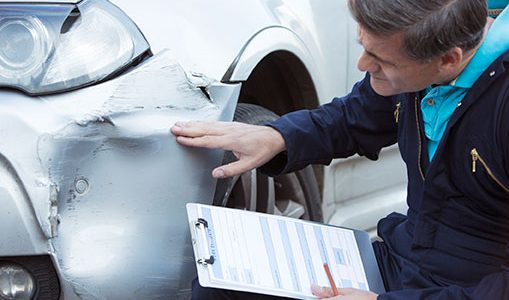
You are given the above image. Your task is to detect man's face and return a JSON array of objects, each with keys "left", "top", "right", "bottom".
[{"left": 357, "top": 27, "right": 442, "bottom": 96}]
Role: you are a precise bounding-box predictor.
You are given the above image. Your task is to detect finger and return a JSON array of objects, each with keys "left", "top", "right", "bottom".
[
  {"left": 311, "top": 284, "right": 335, "bottom": 298},
  {"left": 175, "top": 135, "right": 232, "bottom": 150},
  {"left": 171, "top": 121, "right": 233, "bottom": 137},
  {"left": 212, "top": 159, "right": 257, "bottom": 178}
]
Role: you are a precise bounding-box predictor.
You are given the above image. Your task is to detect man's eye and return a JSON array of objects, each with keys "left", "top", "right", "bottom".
[{"left": 378, "top": 59, "right": 396, "bottom": 68}]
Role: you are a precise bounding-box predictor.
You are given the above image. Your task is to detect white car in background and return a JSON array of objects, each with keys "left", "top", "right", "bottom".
[{"left": 0, "top": 0, "right": 406, "bottom": 299}]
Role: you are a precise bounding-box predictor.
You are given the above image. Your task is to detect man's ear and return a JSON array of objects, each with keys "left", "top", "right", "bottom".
[{"left": 438, "top": 47, "right": 464, "bottom": 73}]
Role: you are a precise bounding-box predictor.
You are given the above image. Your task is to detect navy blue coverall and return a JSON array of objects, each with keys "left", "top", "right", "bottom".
[{"left": 192, "top": 50, "right": 509, "bottom": 299}]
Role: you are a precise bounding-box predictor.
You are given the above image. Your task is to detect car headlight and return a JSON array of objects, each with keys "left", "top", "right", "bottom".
[
  {"left": 0, "top": 0, "right": 150, "bottom": 95},
  {"left": 0, "top": 263, "right": 35, "bottom": 300}
]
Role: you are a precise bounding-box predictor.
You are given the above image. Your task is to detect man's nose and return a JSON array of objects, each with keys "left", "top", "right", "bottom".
[{"left": 357, "top": 51, "right": 379, "bottom": 73}]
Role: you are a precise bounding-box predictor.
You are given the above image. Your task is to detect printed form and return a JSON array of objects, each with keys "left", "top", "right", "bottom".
[{"left": 190, "top": 204, "right": 370, "bottom": 299}]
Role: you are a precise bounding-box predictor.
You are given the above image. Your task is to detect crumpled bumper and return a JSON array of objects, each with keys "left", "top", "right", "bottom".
[{"left": 0, "top": 50, "right": 240, "bottom": 299}]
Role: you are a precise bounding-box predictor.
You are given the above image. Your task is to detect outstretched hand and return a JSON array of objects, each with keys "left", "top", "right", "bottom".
[
  {"left": 311, "top": 285, "right": 378, "bottom": 300},
  {"left": 171, "top": 121, "right": 286, "bottom": 178}
]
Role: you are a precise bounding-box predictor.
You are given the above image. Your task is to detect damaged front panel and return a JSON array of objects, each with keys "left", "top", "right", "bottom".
[{"left": 0, "top": 50, "right": 240, "bottom": 299}]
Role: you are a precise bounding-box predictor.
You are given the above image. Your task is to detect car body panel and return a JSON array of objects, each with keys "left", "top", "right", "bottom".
[
  {"left": 116, "top": 0, "right": 353, "bottom": 98},
  {"left": 0, "top": 160, "right": 49, "bottom": 255},
  {"left": 0, "top": 51, "right": 239, "bottom": 298}
]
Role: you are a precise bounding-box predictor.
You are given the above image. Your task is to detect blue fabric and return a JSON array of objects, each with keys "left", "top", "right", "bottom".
[
  {"left": 489, "top": 0, "right": 509, "bottom": 9},
  {"left": 421, "top": 6, "right": 509, "bottom": 160}
]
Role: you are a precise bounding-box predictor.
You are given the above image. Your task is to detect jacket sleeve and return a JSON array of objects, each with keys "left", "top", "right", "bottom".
[
  {"left": 378, "top": 265, "right": 509, "bottom": 300},
  {"left": 260, "top": 74, "right": 398, "bottom": 176}
]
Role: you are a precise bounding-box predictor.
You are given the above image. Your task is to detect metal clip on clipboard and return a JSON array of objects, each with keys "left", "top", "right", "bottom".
[{"left": 194, "top": 218, "right": 215, "bottom": 265}]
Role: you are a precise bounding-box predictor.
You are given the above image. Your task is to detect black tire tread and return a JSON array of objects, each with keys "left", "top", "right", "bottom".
[{"left": 233, "top": 103, "right": 279, "bottom": 124}]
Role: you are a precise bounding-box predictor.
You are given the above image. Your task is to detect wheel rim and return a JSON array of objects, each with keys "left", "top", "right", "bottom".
[
  {"left": 273, "top": 173, "right": 309, "bottom": 219},
  {"left": 226, "top": 170, "right": 308, "bottom": 219}
]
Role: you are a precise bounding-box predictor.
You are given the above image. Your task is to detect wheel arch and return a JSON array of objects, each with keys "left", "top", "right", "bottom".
[{"left": 222, "top": 26, "right": 321, "bottom": 114}]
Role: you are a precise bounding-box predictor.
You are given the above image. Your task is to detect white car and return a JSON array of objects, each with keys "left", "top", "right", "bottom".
[{"left": 0, "top": 0, "right": 406, "bottom": 299}]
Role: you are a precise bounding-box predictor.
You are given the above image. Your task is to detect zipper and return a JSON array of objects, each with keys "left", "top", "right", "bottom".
[
  {"left": 470, "top": 148, "right": 509, "bottom": 193},
  {"left": 394, "top": 102, "right": 401, "bottom": 124},
  {"left": 414, "top": 96, "right": 425, "bottom": 180}
]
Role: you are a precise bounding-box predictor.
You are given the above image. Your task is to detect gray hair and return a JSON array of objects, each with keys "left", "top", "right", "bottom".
[{"left": 348, "top": 0, "right": 487, "bottom": 61}]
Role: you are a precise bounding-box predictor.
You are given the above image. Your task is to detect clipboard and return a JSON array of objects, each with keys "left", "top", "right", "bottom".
[{"left": 187, "top": 203, "right": 385, "bottom": 299}]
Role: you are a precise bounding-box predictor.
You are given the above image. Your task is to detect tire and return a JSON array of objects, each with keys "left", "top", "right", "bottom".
[{"left": 213, "top": 103, "right": 323, "bottom": 222}]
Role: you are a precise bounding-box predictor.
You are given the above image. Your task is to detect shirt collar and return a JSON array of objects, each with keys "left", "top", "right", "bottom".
[{"left": 451, "top": 6, "right": 509, "bottom": 88}]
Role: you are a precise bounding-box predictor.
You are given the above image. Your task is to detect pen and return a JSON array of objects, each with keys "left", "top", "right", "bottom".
[{"left": 323, "top": 262, "right": 339, "bottom": 296}]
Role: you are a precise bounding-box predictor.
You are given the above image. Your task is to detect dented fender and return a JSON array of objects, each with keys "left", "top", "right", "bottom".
[{"left": 0, "top": 50, "right": 239, "bottom": 299}]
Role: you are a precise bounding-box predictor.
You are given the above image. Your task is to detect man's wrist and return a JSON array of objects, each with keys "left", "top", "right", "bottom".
[{"left": 265, "top": 126, "right": 286, "bottom": 154}]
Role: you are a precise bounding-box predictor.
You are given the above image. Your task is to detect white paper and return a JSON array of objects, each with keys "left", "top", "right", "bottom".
[{"left": 187, "top": 204, "right": 370, "bottom": 299}]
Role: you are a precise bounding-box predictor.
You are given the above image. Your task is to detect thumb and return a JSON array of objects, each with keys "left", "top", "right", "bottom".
[
  {"left": 212, "top": 159, "right": 255, "bottom": 178},
  {"left": 311, "top": 284, "right": 335, "bottom": 298}
]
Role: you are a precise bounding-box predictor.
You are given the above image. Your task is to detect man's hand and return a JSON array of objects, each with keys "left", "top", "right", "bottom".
[
  {"left": 311, "top": 284, "right": 378, "bottom": 300},
  {"left": 171, "top": 121, "right": 286, "bottom": 178}
]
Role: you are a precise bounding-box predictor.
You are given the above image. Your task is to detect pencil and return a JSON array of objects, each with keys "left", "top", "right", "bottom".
[{"left": 323, "top": 262, "right": 339, "bottom": 296}]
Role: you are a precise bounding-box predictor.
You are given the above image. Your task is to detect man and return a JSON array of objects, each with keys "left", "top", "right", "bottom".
[{"left": 171, "top": 0, "right": 509, "bottom": 299}]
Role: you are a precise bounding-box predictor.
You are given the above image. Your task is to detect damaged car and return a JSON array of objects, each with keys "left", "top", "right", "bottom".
[{"left": 0, "top": 0, "right": 407, "bottom": 299}]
